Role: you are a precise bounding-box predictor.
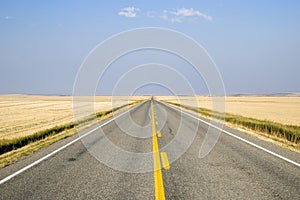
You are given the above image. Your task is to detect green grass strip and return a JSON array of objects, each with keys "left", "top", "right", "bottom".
[
  {"left": 166, "top": 101, "right": 300, "bottom": 144},
  {"left": 0, "top": 101, "right": 139, "bottom": 155}
]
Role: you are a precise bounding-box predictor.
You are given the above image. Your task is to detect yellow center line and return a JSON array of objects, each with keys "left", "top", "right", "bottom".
[
  {"left": 160, "top": 152, "right": 170, "bottom": 170},
  {"left": 151, "top": 102, "right": 166, "bottom": 200}
]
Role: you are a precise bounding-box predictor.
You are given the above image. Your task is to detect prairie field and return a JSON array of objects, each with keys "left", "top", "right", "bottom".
[
  {"left": 0, "top": 95, "right": 147, "bottom": 140},
  {"left": 158, "top": 96, "right": 300, "bottom": 126}
]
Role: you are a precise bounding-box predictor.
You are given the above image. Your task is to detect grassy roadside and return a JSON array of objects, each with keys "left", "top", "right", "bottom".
[
  {"left": 164, "top": 101, "right": 300, "bottom": 152},
  {"left": 0, "top": 101, "right": 143, "bottom": 168}
]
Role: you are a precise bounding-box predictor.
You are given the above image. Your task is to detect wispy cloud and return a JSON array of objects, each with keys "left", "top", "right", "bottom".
[
  {"left": 117, "top": 7, "right": 212, "bottom": 23},
  {"left": 162, "top": 8, "right": 212, "bottom": 23},
  {"left": 118, "top": 7, "right": 140, "bottom": 18},
  {"left": 146, "top": 11, "right": 156, "bottom": 18},
  {"left": 4, "top": 16, "right": 13, "bottom": 20}
]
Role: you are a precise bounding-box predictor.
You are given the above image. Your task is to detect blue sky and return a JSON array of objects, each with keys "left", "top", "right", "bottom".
[{"left": 0, "top": 0, "right": 299, "bottom": 95}]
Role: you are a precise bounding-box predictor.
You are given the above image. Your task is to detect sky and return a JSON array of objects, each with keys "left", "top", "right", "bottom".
[{"left": 0, "top": 0, "right": 300, "bottom": 95}]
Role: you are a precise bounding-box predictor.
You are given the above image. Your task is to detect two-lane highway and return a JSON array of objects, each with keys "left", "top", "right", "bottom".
[{"left": 0, "top": 100, "right": 299, "bottom": 199}]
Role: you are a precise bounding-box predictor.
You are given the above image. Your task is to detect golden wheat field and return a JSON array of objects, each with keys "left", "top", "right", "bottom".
[
  {"left": 0, "top": 95, "right": 147, "bottom": 140},
  {"left": 2, "top": 95, "right": 299, "bottom": 141},
  {"left": 157, "top": 96, "right": 300, "bottom": 126}
]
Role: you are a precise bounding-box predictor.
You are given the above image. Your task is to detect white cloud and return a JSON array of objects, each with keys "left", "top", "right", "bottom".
[
  {"left": 174, "top": 8, "right": 212, "bottom": 21},
  {"left": 117, "top": 7, "right": 212, "bottom": 23},
  {"left": 118, "top": 7, "right": 140, "bottom": 18},
  {"left": 162, "top": 8, "right": 212, "bottom": 23}
]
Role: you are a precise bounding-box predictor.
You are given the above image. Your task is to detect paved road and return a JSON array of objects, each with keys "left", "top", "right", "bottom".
[{"left": 0, "top": 100, "right": 299, "bottom": 199}]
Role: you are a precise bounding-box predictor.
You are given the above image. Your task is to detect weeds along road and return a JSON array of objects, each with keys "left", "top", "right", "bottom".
[{"left": 0, "top": 100, "right": 299, "bottom": 199}]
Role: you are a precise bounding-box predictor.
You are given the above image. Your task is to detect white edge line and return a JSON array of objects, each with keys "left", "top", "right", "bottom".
[
  {"left": 158, "top": 100, "right": 300, "bottom": 168},
  {"left": 0, "top": 102, "right": 145, "bottom": 185}
]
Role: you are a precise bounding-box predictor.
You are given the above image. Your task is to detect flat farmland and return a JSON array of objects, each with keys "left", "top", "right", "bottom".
[
  {"left": 0, "top": 95, "right": 146, "bottom": 140},
  {"left": 158, "top": 96, "right": 300, "bottom": 126}
]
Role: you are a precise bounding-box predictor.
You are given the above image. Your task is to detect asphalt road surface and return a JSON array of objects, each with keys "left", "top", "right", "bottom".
[{"left": 0, "top": 100, "right": 299, "bottom": 199}]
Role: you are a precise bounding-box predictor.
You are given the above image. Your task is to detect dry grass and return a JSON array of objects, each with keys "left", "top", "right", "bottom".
[
  {"left": 159, "top": 96, "right": 300, "bottom": 152},
  {"left": 157, "top": 96, "right": 300, "bottom": 126},
  {"left": 0, "top": 95, "right": 148, "bottom": 140},
  {"left": 0, "top": 100, "right": 142, "bottom": 167}
]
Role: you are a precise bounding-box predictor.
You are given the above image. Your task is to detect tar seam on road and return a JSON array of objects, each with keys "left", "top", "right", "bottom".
[
  {"left": 151, "top": 101, "right": 166, "bottom": 200},
  {"left": 0, "top": 103, "right": 144, "bottom": 185},
  {"left": 160, "top": 101, "right": 300, "bottom": 168}
]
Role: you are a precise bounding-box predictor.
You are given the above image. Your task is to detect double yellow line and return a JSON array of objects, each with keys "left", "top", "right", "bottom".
[{"left": 151, "top": 101, "right": 170, "bottom": 200}]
